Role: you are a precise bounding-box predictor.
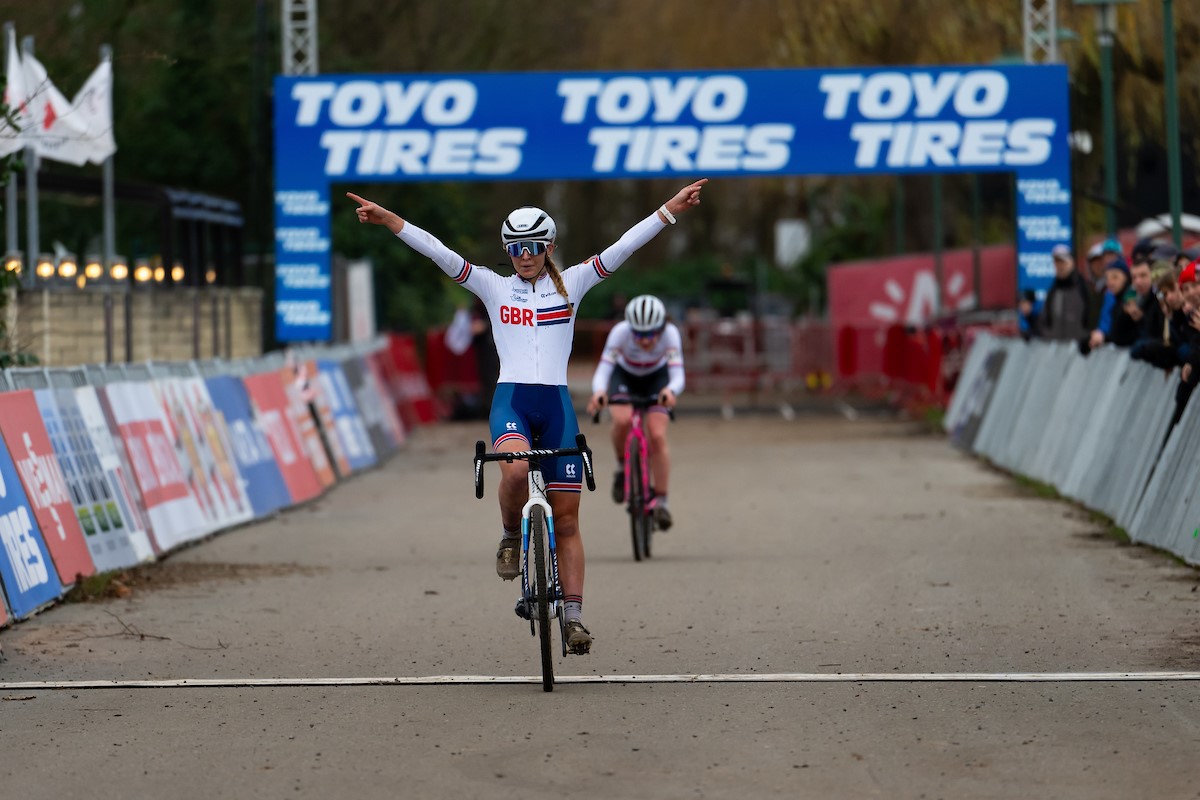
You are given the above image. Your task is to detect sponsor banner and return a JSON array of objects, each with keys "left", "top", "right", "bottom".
[
  {"left": 243, "top": 372, "right": 324, "bottom": 503},
  {"left": 341, "top": 356, "right": 394, "bottom": 457},
  {"left": 36, "top": 388, "right": 142, "bottom": 572},
  {"left": 384, "top": 334, "right": 437, "bottom": 427},
  {"left": 317, "top": 359, "right": 377, "bottom": 472},
  {"left": 297, "top": 359, "right": 351, "bottom": 479},
  {"left": 205, "top": 376, "right": 294, "bottom": 517},
  {"left": 153, "top": 378, "right": 256, "bottom": 532},
  {"left": 104, "top": 381, "right": 206, "bottom": 551},
  {"left": 75, "top": 387, "right": 156, "bottom": 562},
  {"left": 148, "top": 379, "right": 220, "bottom": 537},
  {"left": 274, "top": 65, "right": 1070, "bottom": 340},
  {"left": 92, "top": 386, "right": 162, "bottom": 555},
  {"left": 0, "top": 428, "right": 64, "bottom": 619},
  {"left": 366, "top": 352, "right": 407, "bottom": 449},
  {"left": 828, "top": 245, "right": 1018, "bottom": 377},
  {"left": 950, "top": 347, "right": 1010, "bottom": 451},
  {"left": 280, "top": 367, "right": 338, "bottom": 488},
  {"left": 0, "top": 391, "right": 96, "bottom": 584}
]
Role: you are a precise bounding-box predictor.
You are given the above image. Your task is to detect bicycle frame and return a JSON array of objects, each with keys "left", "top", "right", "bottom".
[
  {"left": 623, "top": 406, "right": 653, "bottom": 516},
  {"left": 473, "top": 435, "right": 596, "bottom": 650},
  {"left": 519, "top": 459, "right": 562, "bottom": 638}
]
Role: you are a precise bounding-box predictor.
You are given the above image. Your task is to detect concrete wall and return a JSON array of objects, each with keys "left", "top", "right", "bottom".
[{"left": 9, "top": 288, "right": 263, "bottom": 366}]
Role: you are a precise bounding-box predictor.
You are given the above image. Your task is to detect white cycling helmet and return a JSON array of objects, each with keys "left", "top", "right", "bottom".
[
  {"left": 500, "top": 206, "right": 556, "bottom": 245},
  {"left": 625, "top": 295, "right": 666, "bottom": 332}
]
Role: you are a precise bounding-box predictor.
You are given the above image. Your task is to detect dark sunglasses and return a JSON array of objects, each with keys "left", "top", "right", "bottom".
[
  {"left": 633, "top": 328, "right": 663, "bottom": 340},
  {"left": 505, "top": 241, "right": 547, "bottom": 258}
]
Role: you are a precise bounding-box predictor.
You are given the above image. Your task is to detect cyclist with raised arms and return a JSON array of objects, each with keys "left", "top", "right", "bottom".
[
  {"left": 347, "top": 179, "right": 707, "bottom": 655},
  {"left": 586, "top": 295, "right": 685, "bottom": 530}
]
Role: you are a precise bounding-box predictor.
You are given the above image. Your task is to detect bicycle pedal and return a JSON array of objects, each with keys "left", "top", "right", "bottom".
[{"left": 514, "top": 598, "right": 532, "bottom": 620}]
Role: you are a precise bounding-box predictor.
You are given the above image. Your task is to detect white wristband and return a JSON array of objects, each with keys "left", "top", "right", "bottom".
[{"left": 658, "top": 204, "right": 676, "bottom": 225}]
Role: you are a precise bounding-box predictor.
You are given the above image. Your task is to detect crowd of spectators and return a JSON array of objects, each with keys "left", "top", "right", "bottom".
[{"left": 1025, "top": 235, "right": 1200, "bottom": 429}]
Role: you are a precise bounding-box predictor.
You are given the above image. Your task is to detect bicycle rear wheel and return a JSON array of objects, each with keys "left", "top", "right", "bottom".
[
  {"left": 628, "top": 453, "right": 645, "bottom": 561},
  {"left": 530, "top": 505, "right": 554, "bottom": 692}
]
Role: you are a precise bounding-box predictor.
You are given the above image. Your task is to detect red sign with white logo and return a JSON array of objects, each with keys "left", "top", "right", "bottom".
[
  {"left": 0, "top": 390, "right": 96, "bottom": 583},
  {"left": 827, "top": 244, "right": 1017, "bottom": 376},
  {"left": 243, "top": 372, "right": 323, "bottom": 503}
]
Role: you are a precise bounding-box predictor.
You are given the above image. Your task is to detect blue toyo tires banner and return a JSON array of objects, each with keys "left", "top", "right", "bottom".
[
  {"left": 274, "top": 65, "right": 1072, "bottom": 341},
  {"left": 0, "top": 430, "right": 63, "bottom": 619}
]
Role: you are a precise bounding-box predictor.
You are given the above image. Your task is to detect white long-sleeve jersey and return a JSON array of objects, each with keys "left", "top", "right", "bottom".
[
  {"left": 397, "top": 212, "right": 666, "bottom": 387},
  {"left": 590, "top": 320, "right": 685, "bottom": 396}
]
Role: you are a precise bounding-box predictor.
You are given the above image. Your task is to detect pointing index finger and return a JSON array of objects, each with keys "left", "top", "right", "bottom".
[{"left": 345, "top": 192, "right": 368, "bottom": 206}]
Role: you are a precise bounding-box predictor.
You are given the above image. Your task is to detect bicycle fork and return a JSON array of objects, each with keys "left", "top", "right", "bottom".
[
  {"left": 516, "top": 470, "right": 564, "bottom": 629},
  {"left": 624, "top": 411, "right": 652, "bottom": 513}
]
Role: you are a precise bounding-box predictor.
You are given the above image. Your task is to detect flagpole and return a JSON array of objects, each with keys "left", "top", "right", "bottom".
[
  {"left": 21, "top": 35, "right": 36, "bottom": 291},
  {"left": 3, "top": 23, "right": 18, "bottom": 265},
  {"left": 100, "top": 44, "right": 116, "bottom": 362}
]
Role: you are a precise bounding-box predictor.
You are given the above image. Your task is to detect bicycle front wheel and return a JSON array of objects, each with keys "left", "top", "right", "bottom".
[
  {"left": 530, "top": 505, "right": 554, "bottom": 692},
  {"left": 628, "top": 453, "right": 645, "bottom": 561}
]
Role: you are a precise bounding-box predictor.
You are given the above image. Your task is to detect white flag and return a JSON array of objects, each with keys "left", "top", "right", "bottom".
[
  {"left": 70, "top": 59, "right": 116, "bottom": 164},
  {"left": 0, "top": 27, "right": 32, "bottom": 158},
  {"left": 22, "top": 50, "right": 92, "bottom": 166}
]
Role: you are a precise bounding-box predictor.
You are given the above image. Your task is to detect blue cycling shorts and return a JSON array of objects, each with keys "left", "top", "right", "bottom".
[{"left": 489, "top": 383, "right": 582, "bottom": 493}]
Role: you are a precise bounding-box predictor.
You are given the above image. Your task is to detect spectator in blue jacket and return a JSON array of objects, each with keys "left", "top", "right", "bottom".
[{"left": 1083, "top": 256, "right": 1137, "bottom": 353}]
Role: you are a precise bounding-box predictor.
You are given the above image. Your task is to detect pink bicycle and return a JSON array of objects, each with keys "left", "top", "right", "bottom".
[{"left": 596, "top": 393, "right": 673, "bottom": 562}]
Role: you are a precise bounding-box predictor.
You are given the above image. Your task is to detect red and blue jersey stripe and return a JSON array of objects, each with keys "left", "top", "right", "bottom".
[
  {"left": 493, "top": 431, "right": 528, "bottom": 449},
  {"left": 536, "top": 303, "right": 572, "bottom": 327},
  {"left": 590, "top": 255, "right": 611, "bottom": 281},
  {"left": 546, "top": 481, "right": 582, "bottom": 493},
  {"left": 452, "top": 260, "right": 472, "bottom": 285}
]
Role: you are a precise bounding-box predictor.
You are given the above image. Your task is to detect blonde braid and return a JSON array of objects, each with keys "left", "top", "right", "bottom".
[{"left": 545, "top": 255, "right": 570, "bottom": 304}]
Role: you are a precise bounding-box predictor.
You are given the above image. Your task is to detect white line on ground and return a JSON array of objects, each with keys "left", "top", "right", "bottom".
[{"left": 4, "top": 672, "right": 1200, "bottom": 690}]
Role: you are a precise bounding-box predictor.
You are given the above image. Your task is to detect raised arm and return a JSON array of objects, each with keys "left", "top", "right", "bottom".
[
  {"left": 599, "top": 179, "right": 709, "bottom": 273},
  {"left": 347, "top": 191, "right": 473, "bottom": 283},
  {"left": 348, "top": 192, "right": 405, "bottom": 235}
]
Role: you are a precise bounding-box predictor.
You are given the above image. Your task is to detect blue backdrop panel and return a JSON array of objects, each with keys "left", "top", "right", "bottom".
[
  {"left": 274, "top": 65, "right": 1071, "bottom": 341},
  {"left": 205, "top": 376, "right": 294, "bottom": 518},
  {"left": 0, "top": 425, "right": 64, "bottom": 618}
]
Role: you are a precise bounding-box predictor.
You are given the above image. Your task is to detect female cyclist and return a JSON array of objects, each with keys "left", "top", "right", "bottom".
[
  {"left": 347, "top": 179, "right": 707, "bottom": 655},
  {"left": 586, "top": 295, "right": 685, "bottom": 530}
]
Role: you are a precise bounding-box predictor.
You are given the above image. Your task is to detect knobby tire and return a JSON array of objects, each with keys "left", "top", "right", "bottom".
[
  {"left": 530, "top": 506, "right": 554, "bottom": 692},
  {"left": 628, "top": 453, "right": 645, "bottom": 561}
]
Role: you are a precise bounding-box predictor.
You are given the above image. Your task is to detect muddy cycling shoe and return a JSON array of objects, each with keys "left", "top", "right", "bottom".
[
  {"left": 495, "top": 536, "right": 520, "bottom": 581},
  {"left": 651, "top": 501, "right": 673, "bottom": 531},
  {"left": 611, "top": 470, "right": 625, "bottom": 504},
  {"left": 564, "top": 620, "right": 593, "bottom": 655}
]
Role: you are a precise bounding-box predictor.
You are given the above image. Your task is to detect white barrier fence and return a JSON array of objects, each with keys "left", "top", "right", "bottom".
[{"left": 945, "top": 334, "right": 1200, "bottom": 565}]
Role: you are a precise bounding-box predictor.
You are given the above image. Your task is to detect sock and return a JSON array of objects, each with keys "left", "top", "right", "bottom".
[
  {"left": 564, "top": 595, "right": 583, "bottom": 623},
  {"left": 502, "top": 526, "right": 519, "bottom": 540},
  {"left": 655, "top": 493, "right": 667, "bottom": 507}
]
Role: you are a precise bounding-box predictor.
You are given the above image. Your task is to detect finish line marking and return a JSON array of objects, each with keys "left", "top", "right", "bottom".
[{"left": 4, "top": 672, "right": 1200, "bottom": 690}]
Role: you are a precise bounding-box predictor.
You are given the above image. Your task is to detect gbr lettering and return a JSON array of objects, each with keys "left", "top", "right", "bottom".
[{"left": 499, "top": 306, "right": 534, "bottom": 327}]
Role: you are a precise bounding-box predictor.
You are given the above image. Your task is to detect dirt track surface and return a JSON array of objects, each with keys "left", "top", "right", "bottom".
[{"left": 3, "top": 412, "right": 1200, "bottom": 799}]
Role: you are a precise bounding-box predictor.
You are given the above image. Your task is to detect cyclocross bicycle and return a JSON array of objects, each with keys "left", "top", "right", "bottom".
[
  {"left": 473, "top": 433, "right": 595, "bottom": 692},
  {"left": 595, "top": 393, "right": 674, "bottom": 562}
]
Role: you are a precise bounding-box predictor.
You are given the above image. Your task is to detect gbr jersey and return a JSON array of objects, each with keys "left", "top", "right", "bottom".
[
  {"left": 398, "top": 212, "right": 666, "bottom": 387},
  {"left": 590, "top": 321, "right": 685, "bottom": 396}
]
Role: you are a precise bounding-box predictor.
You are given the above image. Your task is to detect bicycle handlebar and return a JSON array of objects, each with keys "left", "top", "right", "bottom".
[
  {"left": 473, "top": 434, "right": 596, "bottom": 498},
  {"left": 591, "top": 393, "right": 676, "bottom": 423}
]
